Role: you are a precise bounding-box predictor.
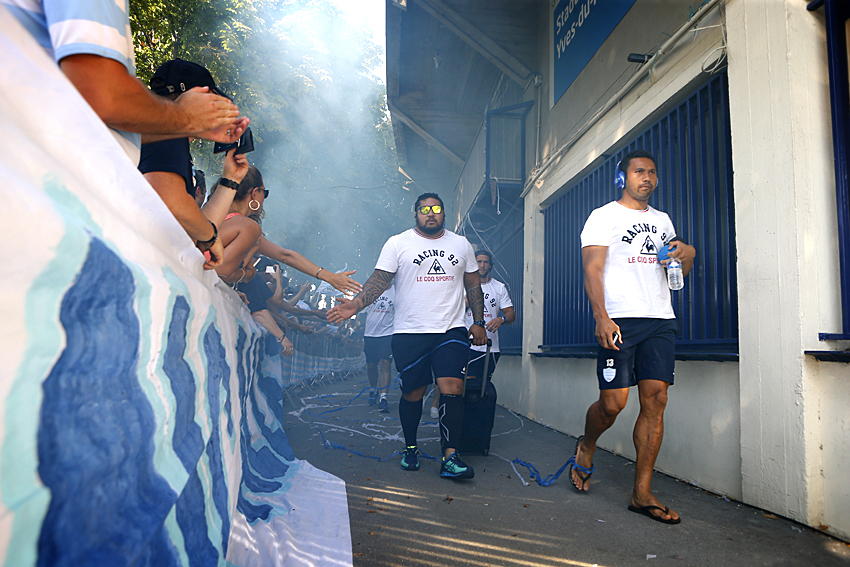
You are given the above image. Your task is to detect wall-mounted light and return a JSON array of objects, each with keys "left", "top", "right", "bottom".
[{"left": 627, "top": 52, "right": 654, "bottom": 65}]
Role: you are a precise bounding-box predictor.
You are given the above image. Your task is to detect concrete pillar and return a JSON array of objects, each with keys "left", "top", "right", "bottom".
[{"left": 725, "top": 0, "right": 836, "bottom": 524}]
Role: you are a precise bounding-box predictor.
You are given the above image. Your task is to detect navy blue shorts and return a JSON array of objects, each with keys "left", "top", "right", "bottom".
[
  {"left": 596, "top": 318, "right": 676, "bottom": 390},
  {"left": 392, "top": 327, "right": 470, "bottom": 393},
  {"left": 363, "top": 335, "right": 392, "bottom": 363}
]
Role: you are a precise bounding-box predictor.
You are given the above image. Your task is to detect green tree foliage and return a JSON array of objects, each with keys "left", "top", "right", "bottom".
[{"left": 130, "top": 0, "right": 410, "bottom": 277}]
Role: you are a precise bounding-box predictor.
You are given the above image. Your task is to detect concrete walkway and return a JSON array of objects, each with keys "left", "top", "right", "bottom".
[{"left": 283, "top": 373, "right": 850, "bottom": 567}]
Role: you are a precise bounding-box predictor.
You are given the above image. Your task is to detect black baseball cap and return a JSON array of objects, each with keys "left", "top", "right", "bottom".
[{"left": 149, "top": 58, "right": 226, "bottom": 97}]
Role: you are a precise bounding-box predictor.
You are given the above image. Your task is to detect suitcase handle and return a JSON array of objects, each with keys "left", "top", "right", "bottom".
[
  {"left": 462, "top": 337, "right": 492, "bottom": 398},
  {"left": 480, "top": 339, "right": 492, "bottom": 398}
]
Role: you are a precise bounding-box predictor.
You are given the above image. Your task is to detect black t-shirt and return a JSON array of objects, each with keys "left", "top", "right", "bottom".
[
  {"left": 138, "top": 137, "right": 194, "bottom": 196},
  {"left": 238, "top": 275, "right": 274, "bottom": 314}
]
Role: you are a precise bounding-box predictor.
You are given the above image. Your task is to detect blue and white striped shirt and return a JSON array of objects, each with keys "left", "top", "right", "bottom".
[{"left": 3, "top": 0, "right": 141, "bottom": 162}]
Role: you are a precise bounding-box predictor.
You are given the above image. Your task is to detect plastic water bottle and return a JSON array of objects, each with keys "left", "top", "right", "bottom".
[{"left": 666, "top": 259, "right": 684, "bottom": 290}]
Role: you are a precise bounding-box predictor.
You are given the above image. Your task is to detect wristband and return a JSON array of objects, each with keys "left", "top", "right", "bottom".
[
  {"left": 315, "top": 267, "right": 324, "bottom": 278},
  {"left": 276, "top": 334, "right": 286, "bottom": 343},
  {"left": 218, "top": 177, "right": 239, "bottom": 190},
  {"left": 473, "top": 320, "right": 486, "bottom": 327},
  {"left": 195, "top": 221, "right": 218, "bottom": 248}
]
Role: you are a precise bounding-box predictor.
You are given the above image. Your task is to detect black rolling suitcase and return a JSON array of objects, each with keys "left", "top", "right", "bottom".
[{"left": 459, "top": 343, "right": 497, "bottom": 455}]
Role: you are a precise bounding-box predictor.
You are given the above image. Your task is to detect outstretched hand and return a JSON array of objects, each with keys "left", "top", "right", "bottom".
[
  {"left": 327, "top": 296, "right": 359, "bottom": 324},
  {"left": 176, "top": 87, "right": 241, "bottom": 140},
  {"left": 325, "top": 270, "right": 362, "bottom": 295},
  {"left": 199, "top": 116, "right": 250, "bottom": 144}
]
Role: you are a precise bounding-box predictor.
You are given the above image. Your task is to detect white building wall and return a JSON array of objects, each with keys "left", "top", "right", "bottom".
[
  {"left": 485, "top": 0, "right": 849, "bottom": 541},
  {"left": 725, "top": 0, "right": 850, "bottom": 539},
  {"left": 815, "top": 364, "right": 850, "bottom": 538}
]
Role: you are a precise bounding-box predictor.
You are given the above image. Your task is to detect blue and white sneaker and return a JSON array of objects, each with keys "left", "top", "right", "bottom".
[
  {"left": 440, "top": 453, "right": 474, "bottom": 480},
  {"left": 378, "top": 396, "right": 389, "bottom": 413},
  {"left": 368, "top": 390, "right": 377, "bottom": 406}
]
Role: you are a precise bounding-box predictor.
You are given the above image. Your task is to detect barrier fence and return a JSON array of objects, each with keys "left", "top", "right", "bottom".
[{"left": 259, "top": 329, "right": 366, "bottom": 392}]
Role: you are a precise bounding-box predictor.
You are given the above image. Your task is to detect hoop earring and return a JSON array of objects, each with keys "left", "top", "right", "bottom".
[{"left": 248, "top": 199, "right": 261, "bottom": 211}]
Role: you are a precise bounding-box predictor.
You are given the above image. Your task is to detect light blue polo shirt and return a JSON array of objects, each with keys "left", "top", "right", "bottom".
[{"left": 3, "top": 0, "right": 142, "bottom": 162}]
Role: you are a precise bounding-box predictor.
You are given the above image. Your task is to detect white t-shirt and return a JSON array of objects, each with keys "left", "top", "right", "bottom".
[
  {"left": 364, "top": 285, "right": 394, "bottom": 337},
  {"left": 465, "top": 278, "right": 513, "bottom": 352},
  {"left": 580, "top": 201, "right": 677, "bottom": 319},
  {"left": 375, "top": 228, "right": 478, "bottom": 334}
]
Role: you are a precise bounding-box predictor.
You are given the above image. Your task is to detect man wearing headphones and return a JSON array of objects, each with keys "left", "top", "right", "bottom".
[{"left": 572, "top": 150, "right": 696, "bottom": 524}]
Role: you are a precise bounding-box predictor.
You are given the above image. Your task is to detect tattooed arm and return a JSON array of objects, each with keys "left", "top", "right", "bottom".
[
  {"left": 354, "top": 269, "right": 396, "bottom": 311},
  {"left": 327, "top": 269, "right": 395, "bottom": 323},
  {"left": 464, "top": 271, "right": 487, "bottom": 345},
  {"left": 464, "top": 270, "right": 485, "bottom": 321}
]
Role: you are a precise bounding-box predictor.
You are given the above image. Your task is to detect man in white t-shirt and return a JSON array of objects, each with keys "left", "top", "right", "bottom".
[
  {"left": 363, "top": 284, "right": 395, "bottom": 412},
  {"left": 328, "top": 193, "right": 486, "bottom": 480},
  {"left": 461, "top": 250, "right": 515, "bottom": 390},
  {"left": 572, "top": 150, "right": 695, "bottom": 525}
]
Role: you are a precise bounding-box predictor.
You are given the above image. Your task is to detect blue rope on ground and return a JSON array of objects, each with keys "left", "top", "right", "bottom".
[
  {"left": 315, "top": 385, "right": 371, "bottom": 415},
  {"left": 319, "top": 431, "right": 438, "bottom": 462},
  {"left": 512, "top": 456, "right": 574, "bottom": 487}
]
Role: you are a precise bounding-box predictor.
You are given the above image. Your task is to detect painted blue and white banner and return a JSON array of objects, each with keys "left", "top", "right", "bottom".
[
  {"left": 0, "top": 9, "right": 351, "bottom": 566},
  {"left": 553, "top": 0, "right": 636, "bottom": 103}
]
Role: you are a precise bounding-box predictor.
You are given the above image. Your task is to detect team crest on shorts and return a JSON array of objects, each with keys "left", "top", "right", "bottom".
[{"left": 602, "top": 368, "right": 616, "bottom": 382}]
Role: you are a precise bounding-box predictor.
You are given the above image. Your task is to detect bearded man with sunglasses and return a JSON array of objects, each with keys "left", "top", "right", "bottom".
[{"left": 328, "top": 193, "right": 486, "bottom": 479}]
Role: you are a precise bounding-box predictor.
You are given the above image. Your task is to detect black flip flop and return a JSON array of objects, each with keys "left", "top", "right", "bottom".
[
  {"left": 627, "top": 504, "right": 682, "bottom": 525},
  {"left": 567, "top": 436, "right": 594, "bottom": 493}
]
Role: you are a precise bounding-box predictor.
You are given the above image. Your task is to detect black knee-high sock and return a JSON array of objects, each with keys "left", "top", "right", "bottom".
[
  {"left": 439, "top": 394, "right": 464, "bottom": 451},
  {"left": 398, "top": 397, "right": 423, "bottom": 447}
]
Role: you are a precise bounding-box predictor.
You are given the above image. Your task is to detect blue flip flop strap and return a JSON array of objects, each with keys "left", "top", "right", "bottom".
[{"left": 569, "top": 457, "right": 594, "bottom": 475}]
